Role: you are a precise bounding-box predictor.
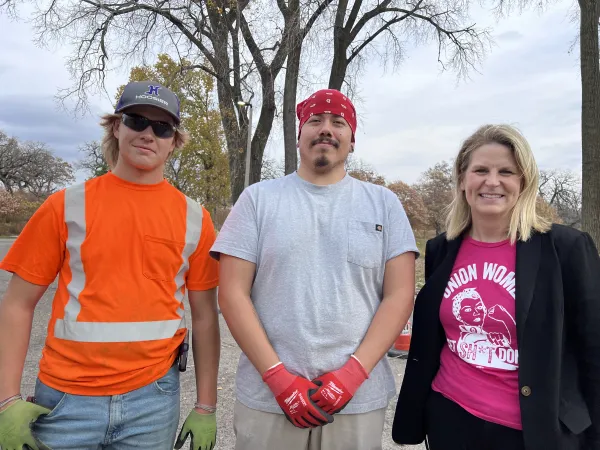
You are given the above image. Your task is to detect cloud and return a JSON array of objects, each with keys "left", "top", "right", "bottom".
[
  {"left": 496, "top": 30, "right": 524, "bottom": 42},
  {"left": 338, "top": 4, "right": 582, "bottom": 185},
  {"left": 0, "top": 94, "right": 103, "bottom": 162},
  {"left": 0, "top": 0, "right": 583, "bottom": 189}
]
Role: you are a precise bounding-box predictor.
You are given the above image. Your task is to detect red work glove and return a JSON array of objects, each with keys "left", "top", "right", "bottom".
[
  {"left": 263, "top": 362, "right": 333, "bottom": 428},
  {"left": 310, "top": 355, "right": 369, "bottom": 414}
]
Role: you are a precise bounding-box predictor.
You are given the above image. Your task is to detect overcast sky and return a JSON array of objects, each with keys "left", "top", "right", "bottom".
[{"left": 0, "top": 1, "right": 581, "bottom": 185}]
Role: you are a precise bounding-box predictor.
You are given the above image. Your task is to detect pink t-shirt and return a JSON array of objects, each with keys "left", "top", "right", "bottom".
[{"left": 431, "top": 236, "right": 522, "bottom": 430}]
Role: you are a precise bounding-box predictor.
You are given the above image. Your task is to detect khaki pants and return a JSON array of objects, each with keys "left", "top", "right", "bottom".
[{"left": 233, "top": 400, "right": 386, "bottom": 450}]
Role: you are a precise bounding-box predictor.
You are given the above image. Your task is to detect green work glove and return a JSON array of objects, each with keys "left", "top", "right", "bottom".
[
  {"left": 174, "top": 410, "right": 216, "bottom": 450},
  {"left": 0, "top": 399, "right": 51, "bottom": 450}
]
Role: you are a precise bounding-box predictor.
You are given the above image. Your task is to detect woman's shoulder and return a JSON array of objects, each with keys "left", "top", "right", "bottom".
[
  {"left": 425, "top": 232, "right": 448, "bottom": 251},
  {"left": 424, "top": 232, "right": 454, "bottom": 262},
  {"left": 545, "top": 223, "right": 590, "bottom": 247},
  {"left": 539, "top": 224, "right": 599, "bottom": 265}
]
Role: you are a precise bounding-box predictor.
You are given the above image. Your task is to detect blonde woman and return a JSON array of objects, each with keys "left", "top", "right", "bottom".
[{"left": 392, "top": 124, "right": 600, "bottom": 450}]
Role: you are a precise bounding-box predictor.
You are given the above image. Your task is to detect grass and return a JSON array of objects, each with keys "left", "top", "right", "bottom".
[
  {"left": 0, "top": 222, "right": 26, "bottom": 237},
  {"left": 415, "top": 237, "right": 427, "bottom": 292}
]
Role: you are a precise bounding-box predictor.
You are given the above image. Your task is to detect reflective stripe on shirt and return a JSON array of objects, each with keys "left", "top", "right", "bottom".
[{"left": 53, "top": 183, "right": 202, "bottom": 343}]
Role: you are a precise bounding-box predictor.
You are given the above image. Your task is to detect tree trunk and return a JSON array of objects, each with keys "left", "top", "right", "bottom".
[
  {"left": 249, "top": 75, "right": 278, "bottom": 186},
  {"left": 328, "top": 35, "right": 349, "bottom": 91},
  {"left": 579, "top": 0, "right": 600, "bottom": 246},
  {"left": 210, "top": 13, "right": 246, "bottom": 204},
  {"left": 283, "top": 7, "right": 302, "bottom": 175},
  {"left": 216, "top": 80, "right": 246, "bottom": 204}
]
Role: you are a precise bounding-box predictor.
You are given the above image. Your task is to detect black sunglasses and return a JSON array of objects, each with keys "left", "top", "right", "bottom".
[{"left": 121, "top": 113, "right": 176, "bottom": 139}]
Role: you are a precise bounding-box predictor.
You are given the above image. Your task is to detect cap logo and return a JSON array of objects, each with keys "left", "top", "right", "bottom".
[{"left": 146, "top": 85, "right": 161, "bottom": 96}]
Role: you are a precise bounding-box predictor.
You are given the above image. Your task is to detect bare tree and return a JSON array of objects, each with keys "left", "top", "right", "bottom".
[
  {"left": 2, "top": 0, "right": 492, "bottom": 199},
  {"left": 260, "top": 156, "right": 286, "bottom": 180},
  {"left": 19, "top": 143, "right": 75, "bottom": 198},
  {"left": 280, "top": 0, "right": 491, "bottom": 173},
  {"left": 538, "top": 169, "right": 582, "bottom": 228},
  {"left": 0, "top": 131, "right": 75, "bottom": 197},
  {"left": 0, "top": 131, "right": 22, "bottom": 193},
  {"left": 413, "top": 160, "right": 453, "bottom": 235},
  {"left": 0, "top": 0, "right": 337, "bottom": 204},
  {"left": 76, "top": 141, "right": 109, "bottom": 180},
  {"left": 346, "top": 156, "right": 387, "bottom": 185},
  {"left": 326, "top": 0, "right": 489, "bottom": 90}
]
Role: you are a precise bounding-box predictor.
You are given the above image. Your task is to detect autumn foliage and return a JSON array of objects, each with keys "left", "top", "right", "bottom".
[
  {"left": 347, "top": 158, "right": 571, "bottom": 237},
  {"left": 0, "top": 190, "right": 43, "bottom": 236}
]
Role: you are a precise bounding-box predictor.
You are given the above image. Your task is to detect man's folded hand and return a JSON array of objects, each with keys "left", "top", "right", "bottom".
[
  {"left": 310, "top": 355, "right": 369, "bottom": 414},
  {"left": 263, "top": 362, "right": 333, "bottom": 428}
]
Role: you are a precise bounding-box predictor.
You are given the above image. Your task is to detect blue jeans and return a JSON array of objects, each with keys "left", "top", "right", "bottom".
[{"left": 32, "top": 365, "right": 180, "bottom": 450}]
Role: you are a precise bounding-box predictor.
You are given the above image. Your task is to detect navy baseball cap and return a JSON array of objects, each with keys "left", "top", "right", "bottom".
[{"left": 115, "top": 81, "right": 181, "bottom": 125}]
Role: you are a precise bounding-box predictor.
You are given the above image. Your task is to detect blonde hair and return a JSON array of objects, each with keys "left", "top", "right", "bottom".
[
  {"left": 445, "top": 124, "right": 551, "bottom": 243},
  {"left": 100, "top": 113, "right": 188, "bottom": 168}
]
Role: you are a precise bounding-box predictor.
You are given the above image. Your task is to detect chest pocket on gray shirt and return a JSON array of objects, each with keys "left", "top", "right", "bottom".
[{"left": 347, "top": 220, "right": 384, "bottom": 269}]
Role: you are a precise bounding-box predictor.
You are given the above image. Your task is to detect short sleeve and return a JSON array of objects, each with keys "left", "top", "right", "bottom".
[
  {"left": 385, "top": 189, "right": 420, "bottom": 261},
  {"left": 186, "top": 208, "right": 219, "bottom": 291},
  {"left": 0, "top": 192, "right": 66, "bottom": 285},
  {"left": 209, "top": 188, "right": 258, "bottom": 263}
]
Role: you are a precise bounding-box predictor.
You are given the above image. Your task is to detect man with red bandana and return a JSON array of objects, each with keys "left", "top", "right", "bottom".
[{"left": 211, "top": 89, "right": 419, "bottom": 449}]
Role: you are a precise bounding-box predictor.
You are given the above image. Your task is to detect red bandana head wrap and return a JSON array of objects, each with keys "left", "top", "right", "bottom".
[{"left": 296, "top": 89, "right": 357, "bottom": 142}]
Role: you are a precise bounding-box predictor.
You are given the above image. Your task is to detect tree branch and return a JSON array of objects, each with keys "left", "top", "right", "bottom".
[
  {"left": 239, "top": 12, "right": 267, "bottom": 73},
  {"left": 303, "top": 0, "right": 335, "bottom": 36},
  {"left": 350, "top": 0, "right": 422, "bottom": 42},
  {"left": 348, "top": 12, "right": 412, "bottom": 63},
  {"left": 179, "top": 64, "right": 221, "bottom": 83}
]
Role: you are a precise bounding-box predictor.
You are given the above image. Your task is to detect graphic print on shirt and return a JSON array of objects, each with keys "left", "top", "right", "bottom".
[
  {"left": 443, "top": 262, "right": 518, "bottom": 371},
  {"left": 448, "top": 288, "right": 518, "bottom": 370}
]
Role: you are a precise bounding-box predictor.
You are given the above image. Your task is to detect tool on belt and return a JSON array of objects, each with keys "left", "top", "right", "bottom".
[{"left": 178, "top": 329, "right": 190, "bottom": 372}]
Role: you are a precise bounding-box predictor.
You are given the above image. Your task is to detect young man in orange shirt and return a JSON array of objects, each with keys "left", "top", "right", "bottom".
[{"left": 0, "top": 81, "right": 220, "bottom": 450}]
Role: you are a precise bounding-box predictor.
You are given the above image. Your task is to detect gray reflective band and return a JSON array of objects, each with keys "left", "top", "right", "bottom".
[
  {"left": 54, "top": 317, "right": 186, "bottom": 343},
  {"left": 173, "top": 197, "right": 203, "bottom": 306},
  {"left": 57, "top": 184, "right": 203, "bottom": 343},
  {"left": 63, "top": 183, "right": 86, "bottom": 324}
]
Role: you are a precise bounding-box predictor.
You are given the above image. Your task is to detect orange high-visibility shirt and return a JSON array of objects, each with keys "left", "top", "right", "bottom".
[{"left": 0, "top": 172, "right": 219, "bottom": 395}]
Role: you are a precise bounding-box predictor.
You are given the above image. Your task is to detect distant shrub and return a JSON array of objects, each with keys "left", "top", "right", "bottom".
[{"left": 0, "top": 190, "right": 43, "bottom": 236}]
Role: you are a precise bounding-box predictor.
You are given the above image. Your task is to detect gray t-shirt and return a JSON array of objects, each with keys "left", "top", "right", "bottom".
[{"left": 210, "top": 172, "right": 418, "bottom": 414}]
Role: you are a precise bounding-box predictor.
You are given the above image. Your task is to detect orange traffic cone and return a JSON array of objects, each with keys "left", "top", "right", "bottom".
[{"left": 387, "top": 320, "right": 412, "bottom": 358}]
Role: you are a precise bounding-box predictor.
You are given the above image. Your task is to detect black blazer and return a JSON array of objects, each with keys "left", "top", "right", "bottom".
[{"left": 392, "top": 224, "right": 600, "bottom": 450}]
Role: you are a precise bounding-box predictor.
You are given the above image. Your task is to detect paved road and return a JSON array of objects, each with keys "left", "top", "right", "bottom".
[{"left": 0, "top": 238, "right": 423, "bottom": 450}]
